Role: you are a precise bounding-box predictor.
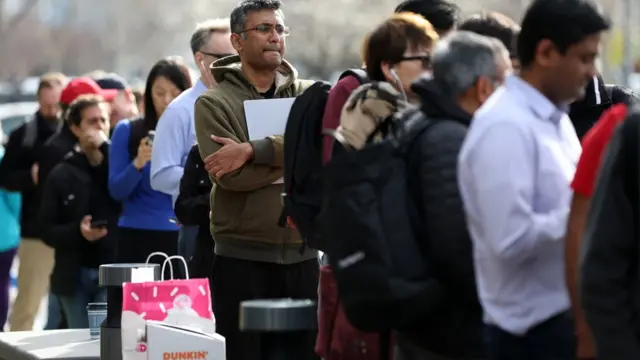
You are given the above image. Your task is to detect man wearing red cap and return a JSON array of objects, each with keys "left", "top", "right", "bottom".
[
  {"left": 27, "top": 77, "right": 120, "bottom": 332},
  {"left": 39, "top": 77, "right": 118, "bottom": 186},
  {"left": 59, "top": 77, "right": 119, "bottom": 108}
]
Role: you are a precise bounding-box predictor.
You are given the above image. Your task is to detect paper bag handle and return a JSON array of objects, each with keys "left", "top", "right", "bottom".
[
  {"left": 146, "top": 252, "right": 174, "bottom": 280},
  {"left": 161, "top": 255, "right": 189, "bottom": 280}
]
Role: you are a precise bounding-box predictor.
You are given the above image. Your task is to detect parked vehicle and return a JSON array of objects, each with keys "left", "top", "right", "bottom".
[{"left": 0, "top": 102, "right": 38, "bottom": 137}]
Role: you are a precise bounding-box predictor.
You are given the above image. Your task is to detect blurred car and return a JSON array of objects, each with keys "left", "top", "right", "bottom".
[{"left": 0, "top": 102, "right": 39, "bottom": 136}]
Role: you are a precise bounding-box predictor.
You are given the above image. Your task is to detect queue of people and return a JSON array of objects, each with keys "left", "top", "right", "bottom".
[{"left": 0, "top": 0, "right": 639, "bottom": 359}]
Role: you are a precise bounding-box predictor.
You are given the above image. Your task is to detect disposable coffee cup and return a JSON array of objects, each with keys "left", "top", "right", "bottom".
[{"left": 87, "top": 302, "right": 107, "bottom": 340}]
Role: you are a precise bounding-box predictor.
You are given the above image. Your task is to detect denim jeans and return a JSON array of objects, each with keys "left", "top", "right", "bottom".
[
  {"left": 44, "top": 294, "right": 63, "bottom": 330},
  {"left": 58, "top": 268, "right": 106, "bottom": 329}
]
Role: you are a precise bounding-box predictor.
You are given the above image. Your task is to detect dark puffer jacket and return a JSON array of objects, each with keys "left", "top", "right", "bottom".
[{"left": 395, "top": 77, "right": 484, "bottom": 359}]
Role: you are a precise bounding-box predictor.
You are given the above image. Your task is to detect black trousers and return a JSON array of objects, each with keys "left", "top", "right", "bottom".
[
  {"left": 484, "top": 311, "right": 576, "bottom": 360},
  {"left": 190, "top": 233, "right": 215, "bottom": 280},
  {"left": 211, "top": 255, "right": 319, "bottom": 360},
  {"left": 395, "top": 333, "right": 485, "bottom": 360},
  {"left": 116, "top": 227, "right": 180, "bottom": 278}
]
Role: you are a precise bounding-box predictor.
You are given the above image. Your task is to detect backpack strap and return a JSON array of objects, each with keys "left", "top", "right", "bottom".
[
  {"left": 21, "top": 115, "right": 38, "bottom": 149},
  {"left": 339, "top": 68, "right": 369, "bottom": 84}
]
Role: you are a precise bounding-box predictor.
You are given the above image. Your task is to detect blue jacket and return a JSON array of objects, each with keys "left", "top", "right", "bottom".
[
  {"left": 0, "top": 147, "right": 21, "bottom": 251},
  {"left": 108, "top": 120, "right": 178, "bottom": 231}
]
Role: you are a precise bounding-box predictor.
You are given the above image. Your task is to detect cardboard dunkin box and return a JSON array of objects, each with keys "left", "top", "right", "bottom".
[{"left": 146, "top": 321, "right": 226, "bottom": 359}]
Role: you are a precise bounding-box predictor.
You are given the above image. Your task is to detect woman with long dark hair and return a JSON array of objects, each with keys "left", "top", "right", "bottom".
[{"left": 108, "top": 57, "right": 192, "bottom": 267}]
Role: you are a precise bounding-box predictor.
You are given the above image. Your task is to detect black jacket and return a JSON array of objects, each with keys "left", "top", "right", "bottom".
[
  {"left": 39, "top": 143, "right": 119, "bottom": 296},
  {"left": 175, "top": 145, "right": 211, "bottom": 231},
  {"left": 397, "top": 78, "right": 484, "bottom": 359},
  {"left": 39, "top": 123, "right": 77, "bottom": 186},
  {"left": 174, "top": 144, "right": 215, "bottom": 278},
  {"left": 569, "top": 75, "right": 638, "bottom": 140},
  {"left": 580, "top": 107, "right": 640, "bottom": 360},
  {"left": 0, "top": 112, "right": 60, "bottom": 237}
]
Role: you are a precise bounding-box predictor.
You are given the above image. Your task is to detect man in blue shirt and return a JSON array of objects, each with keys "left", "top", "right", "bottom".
[
  {"left": 457, "top": 0, "right": 610, "bottom": 359},
  {"left": 150, "top": 18, "right": 236, "bottom": 262}
]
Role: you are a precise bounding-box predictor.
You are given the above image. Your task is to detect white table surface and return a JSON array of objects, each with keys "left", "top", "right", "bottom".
[{"left": 0, "top": 329, "right": 99, "bottom": 359}]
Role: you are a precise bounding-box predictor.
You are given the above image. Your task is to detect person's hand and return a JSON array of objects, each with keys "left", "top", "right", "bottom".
[
  {"left": 197, "top": 60, "right": 216, "bottom": 88},
  {"left": 79, "top": 215, "right": 107, "bottom": 242},
  {"left": 31, "top": 163, "right": 38, "bottom": 185},
  {"left": 83, "top": 130, "right": 108, "bottom": 149},
  {"left": 133, "top": 138, "right": 152, "bottom": 170},
  {"left": 204, "top": 135, "right": 253, "bottom": 178}
]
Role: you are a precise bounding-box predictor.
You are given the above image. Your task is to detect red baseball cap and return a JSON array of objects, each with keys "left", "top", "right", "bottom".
[{"left": 60, "top": 77, "right": 119, "bottom": 105}]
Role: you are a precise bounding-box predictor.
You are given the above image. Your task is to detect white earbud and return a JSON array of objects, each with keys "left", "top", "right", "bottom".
[
  {"left": 389, "top": 68, "right": 400, "bottom": 82},
  {"left": 389, "top": 68, "right": 407, "bottom": 101}
]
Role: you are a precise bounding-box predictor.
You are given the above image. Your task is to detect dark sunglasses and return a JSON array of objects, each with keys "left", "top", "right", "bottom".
[
  {"left": 199, "top": 51, "right": 234, "bottom": 59},
  {"left": 399, "top": 55, "right": 431, "bottom": 69}
]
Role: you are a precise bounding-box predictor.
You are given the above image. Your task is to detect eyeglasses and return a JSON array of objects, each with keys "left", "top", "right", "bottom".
[
  {"left": 199, "top": 51, "right": 234, "bottom": 59},
  {"left": 238, "top": 23, "right": 290, "bottom": 37},
  {"left": 399, "top": 55, "right": 431, "bottom": 69}
]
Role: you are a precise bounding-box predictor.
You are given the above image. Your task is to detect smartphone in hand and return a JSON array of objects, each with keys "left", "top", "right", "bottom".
[
  {"left": 146, "top": 130, "right": 155, "bottom": 146},
  {"left": 90, "top": 220, "right": 108, "bottom": 229}
]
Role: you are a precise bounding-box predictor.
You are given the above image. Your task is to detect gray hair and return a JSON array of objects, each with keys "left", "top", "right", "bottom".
[
  {"left": 230, "top": 0, "right": 284, "bottom": 39},
  {"left": 488, "top": 37, "right": 510, "bottom": 65},
  {"left": 432, "top": 31, "right": 502, "bottom": 96},
  {"left": 190, "top": 18, "right": 231, "bottom": 54}
]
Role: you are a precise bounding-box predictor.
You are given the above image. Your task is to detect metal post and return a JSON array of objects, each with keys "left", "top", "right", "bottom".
[
  {"left": 240, "top": 299, "right": 318, "bottom": 360},
  {"left": 99, "top": 263, "right": 161, "bottom": 360},
  {"left": 621, "top": 0, "right": 633, "bottom": 87}
]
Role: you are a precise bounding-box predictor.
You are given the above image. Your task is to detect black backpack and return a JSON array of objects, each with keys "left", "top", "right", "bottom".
[
  {"left": 282, "top": 69, "right": 368, "bottom": 251},
  {"left": 319, "top": 108, "right": 442, "bottom": 332}
]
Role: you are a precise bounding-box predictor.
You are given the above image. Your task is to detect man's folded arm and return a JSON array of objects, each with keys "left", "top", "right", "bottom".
[
  {"left": 250, "top": 135, "right": 283, "bottom": 167},
  {"left": 194, "top": 95, "right": 283, "bottom": 192}
]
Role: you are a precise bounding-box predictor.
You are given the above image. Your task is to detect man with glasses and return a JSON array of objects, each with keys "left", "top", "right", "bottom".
[
  {"left": 194, "top": 1, "right": 317, "bottom": 359},
  {"left": 150, "top": 18, "right": 235, "bottom": 265}
]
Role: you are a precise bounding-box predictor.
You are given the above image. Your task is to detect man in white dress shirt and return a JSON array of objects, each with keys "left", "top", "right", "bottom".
[{"left": 457, "top": 0, "right": 610, "bottom": 359}]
